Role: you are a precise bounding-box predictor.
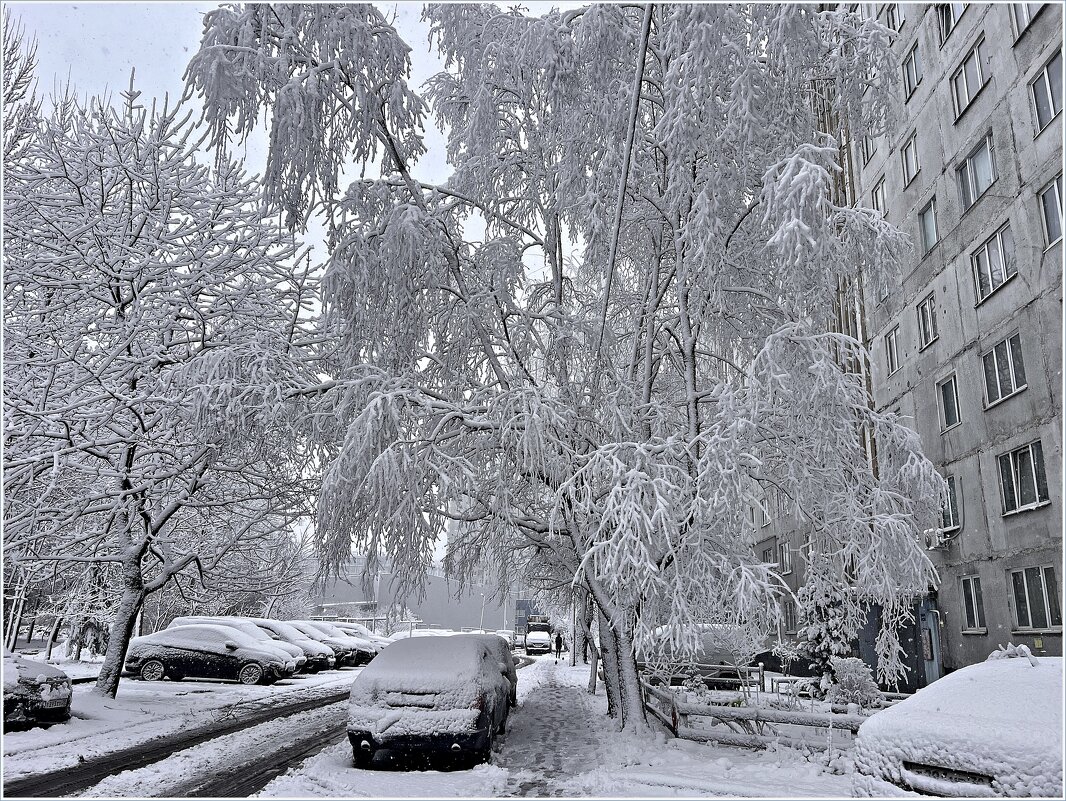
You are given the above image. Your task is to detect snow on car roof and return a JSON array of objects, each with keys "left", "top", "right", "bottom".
[
  {"left": 136, "top": 623, "right": 260, "bottom": 648},
  {"left": 855, "top": 656, "right": 1063, "bottom": 796},
  {"left": 250, "top": 619, "right": 312, "bottom": 641},
  {"left": 526, "top": 631, "right": 551, "bottom": 642},
  {"left": 360, "top": 636, "right": 494, "bottom": 685},
  {"left": 171, "top": 616, "right": 272, "bottom": 641}
]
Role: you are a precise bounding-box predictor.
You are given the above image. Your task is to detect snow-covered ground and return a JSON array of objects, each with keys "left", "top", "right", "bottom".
[
  {"left": 256, "top": 656, "right": 856, "bottom": 798},
  {"left": 3, "top": 667, "right": 360, "bottom": 782}
]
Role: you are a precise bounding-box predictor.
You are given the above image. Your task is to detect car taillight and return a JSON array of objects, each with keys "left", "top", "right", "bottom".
[{"left": 471, "top": 694, "right": 484, "bottom": 711}]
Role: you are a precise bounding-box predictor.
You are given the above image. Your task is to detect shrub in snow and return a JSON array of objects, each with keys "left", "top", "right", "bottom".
[
  {"left": 796, "top": 561, "right": 858, "bottom": 694},
  {"left": 771, "top": 639, "right": 804, "bottom": 676},
  {"left": 986, "top": 642, "right": 1039, "bottom": 666},
  {"left": 826, "top": 657, "right": 882, "bottom": 710}
]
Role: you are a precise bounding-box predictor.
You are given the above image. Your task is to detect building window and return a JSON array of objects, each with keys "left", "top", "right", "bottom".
[
  {"left": 998, "top": 441, "right": 1049, "bottom": 514},
  {"left": 901, "top": 132, "right": 920, "bottom": 185},
  {"left": 902, "top": 44, "right": 922, "bottom": 99},
  {"left": 883, "top": 3, "right": 904, "bottom": 31},
  {"left": 919, "top": 197, "right": 938, "bottom": 254},
  {"left": 917, "top": 294, "right": 938, "bottom": 348},
  {"left": 1010, "top": 565, "right": 1061, "bottom": 630},
  {"left": 885, "top": 326, "right": 901, "bottom": 375},
  {"left": 1012, "top": 3, "right": 1045, "bottom": 37},
  {"left": 938, "top": 3, "right": 967, "bottom": 44},
  {"left": 960, "top": 575, "right": 985, "bottom": 630},
  {"left": 782, "top": 599, "right": 798, "bottom": 633},
  {"left": 762, "top": 546, "right": 775, "bottom": 564},
  {"left": 938, "top": 374, "right": 961, "bottom": 430},
  {"left": 861, "top": 134, "right": 875, "bottom": 165},
  {"left": 972, "top": 223, "right": 1017, "bottom": 302},
  {"left": 871, "top": 176, "right": 887, "bottom": 217},
  {"left": 779, "top": 542, "right": 793, "bottom": 575},
  {"left": 1031, "top": 50, "right": 1063, "bottom": 131},
  {"left": 951, "top": 39, "right": 987, "bottom": 117},
  {"left": 1040, "top": 174, "right": 1063, "bottom": 245},
  {"left": 983, "top": 332, "right": 1027, "bottom": 405},
  {"left": 958, "top": 133, "right": 995, "bottom": 210},
  {"left": 943, "top": 475, "right": 961, "bottom": 530}
]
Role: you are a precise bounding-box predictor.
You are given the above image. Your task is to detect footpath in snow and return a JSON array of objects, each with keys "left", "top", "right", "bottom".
[{"left": 257, "top": 656, "right": 857, "bottom": 798}]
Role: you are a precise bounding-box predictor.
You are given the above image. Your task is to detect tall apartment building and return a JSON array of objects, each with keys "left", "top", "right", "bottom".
[{"left": 852, "top": 2, "right": 1063, "bottom": 675}]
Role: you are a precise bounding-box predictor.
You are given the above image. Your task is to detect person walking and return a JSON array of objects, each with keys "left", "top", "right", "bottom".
[{"left": 554, "top": 632, "right": 563, "bottom": 662}]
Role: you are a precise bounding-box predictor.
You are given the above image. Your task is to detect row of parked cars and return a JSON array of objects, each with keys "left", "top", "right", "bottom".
[{"left": 124, "top": 617, "right": 392, "bottom": 685}]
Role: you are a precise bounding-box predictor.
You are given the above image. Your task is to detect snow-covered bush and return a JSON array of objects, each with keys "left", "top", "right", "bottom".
[
  {"left": 986, "top": 642, "right": 1039, "bottom": 666},
  {"left": 826, "top": 657, "right": 883, "bottom": 710},
  {"left": 771, "top": 639, "right": 804, "bottom": 677}
]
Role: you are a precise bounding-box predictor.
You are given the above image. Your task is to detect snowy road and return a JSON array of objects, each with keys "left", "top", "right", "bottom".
[{"left": 2, "top": 669, "right": 360, "bottom": 796}]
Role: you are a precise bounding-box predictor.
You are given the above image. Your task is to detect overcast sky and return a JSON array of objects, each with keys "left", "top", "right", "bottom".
[{"left": 9, "top": 2, "right": 453, "bottom": 182}]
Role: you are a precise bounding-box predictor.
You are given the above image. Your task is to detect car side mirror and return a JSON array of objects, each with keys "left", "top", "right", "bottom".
[{"left": 224, "top": 641, "right": 238, "bottom": 651}]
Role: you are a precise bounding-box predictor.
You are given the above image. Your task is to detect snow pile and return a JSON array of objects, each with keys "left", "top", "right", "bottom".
[
  {"left": 4, "top": 649, "right": 24, "bottom": 690},
  {"left": 853, "top": 656, "right": 1063, "bottom": 797},
  {"left": 348, "top": 637, "right": 507, "bottom": 737}
]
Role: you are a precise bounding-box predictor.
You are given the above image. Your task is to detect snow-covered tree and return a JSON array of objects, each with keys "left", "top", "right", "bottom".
[
  {"left": 186, "top": 3, "right": 943, "bottom": 729},
  {"left": 3, "top": 74, "right": 322, "bottom": 696}
]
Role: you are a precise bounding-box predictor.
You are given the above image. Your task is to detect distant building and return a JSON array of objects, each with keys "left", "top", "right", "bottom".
[{"left": 851, "top": 2, "right": 1063, "bottom": 675}]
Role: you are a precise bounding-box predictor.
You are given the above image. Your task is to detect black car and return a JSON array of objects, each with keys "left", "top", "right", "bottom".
[
  {"left": 287, "top": 621, "right": 358, "bottom": 666},
  {"left": 124, "top": 624, "right": 291, "bottom": 685},
  {"left": 347, "top": 636, "right": 512, "bottom": 769},
  {"left": 3, "top": 649, "right": 72, "bottom": 730}
]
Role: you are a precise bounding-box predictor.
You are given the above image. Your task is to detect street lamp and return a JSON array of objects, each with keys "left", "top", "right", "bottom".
[{"left": 478, "top": 593, "right": 487, "bottom": 631}]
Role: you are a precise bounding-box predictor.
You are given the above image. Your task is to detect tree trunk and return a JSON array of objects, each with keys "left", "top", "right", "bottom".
[
  {"left": 94, "top": 555, "right": 146, "bottom": 698},
  {"left": 598, "top": 607, "right": 621, "bottom": 720},
  {"left": 44, "top": 616, "right": 63, "bottom": 661},
  {"left": 587, "top": 640, "right": 599, "bottom": 695},
  {"left": 612, "top": 620, "right": 649, "bottom": 732}
]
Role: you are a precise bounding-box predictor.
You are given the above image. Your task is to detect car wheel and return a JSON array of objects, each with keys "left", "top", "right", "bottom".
[
  {"left": 238, "top": 663, "right": 264, "bottom": 685},
  {"left": 139, "top": 660, "right": 165, "bottom": 682}
]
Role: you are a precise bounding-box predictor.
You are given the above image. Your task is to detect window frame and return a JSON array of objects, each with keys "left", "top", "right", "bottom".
[
  {"left": 885, "top": 325, "right": 901, "bottom": 375},
  {"left": 937, "top": 373, "right": 961, "bottom": 431},
  {"left": 901, "top": 131, "right": 920, "bottom": 186},
  {"left": 782, "top": 599, "right": 798, "bottom": 634},
  {"left": 778, "top": 541, "right": 793, "bottom": 575},
  {"left": 1039, "top": 173, "right": 1063, "bottom": 247},
  {"left": 960, "top": 574, "right": 985, "bottom": 631},
  {"left": 902, "top": 42, "right": 922, "bottom": 100},
  {"left": 938, "top": 3, "right": 968, "bottom": 46},
  {"left": 918, "top": 196, "right": 939, "bottom": 255},
  {"left": 1030, "top": 50, "right": 1063, "bottom": 132},
  {"left": 957, "top": 133, "right": 996, "bottom": 211},
  {"left": 951, "top": 38, "right": 988, "bottom": 119},
  {"left": 860, "top": 134, "right": 875, "bottom": 166},
  {"left": 1011, "top": 3, "right": 1045, "bottom": 38},
  {"left": 871, "top": 175, "right": 887, "bottom": 217},
  {"left": 943, "top": 474, "right": 962, "bottom": 531},
  {"left": 1009, "top": 564, "right": 1061, "bottom": 632},
  {"left": 998, "top": 440, "right": 1050, "bottom": 515},
  {"left": 972, "top": 222, "right": 1017, "bottom": 304},
  {"left": 982, "top": 331, "right": 1027, "bottom": 407},
  {"left": 882, "top": 3, "right": 904, "bottom": 31},
  {"left": 917, "top": 293, "right": 938, "bottom": 349}
]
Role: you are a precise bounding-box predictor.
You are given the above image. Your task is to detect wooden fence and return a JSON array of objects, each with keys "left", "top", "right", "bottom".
[{"left": 641, "top": 677, "right": 869, "bottom": 753}]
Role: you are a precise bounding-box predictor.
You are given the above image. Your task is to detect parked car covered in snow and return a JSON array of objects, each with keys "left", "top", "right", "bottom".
[
  {"left": 347, "top": 635, "right": 512, "bottom": 769},
  {"left": 463, "top": 633, "right": 518, "bottom": 707},
  {"left": 3, "top": 649, "right": 72, "bottom": 730},
  {"left": 287, "top": 621, "right": 358, "bottom": 666},
  {"left": 295, "top": 620, "right": 378, "bottom": 664},
  {"left": 853, "top": 653, "right": 1063, "bottom": 797},
  {"left": 494, "top": 629, "right": 516, "bottom": 649},
  {"left": 524, "top": 630, "right": 551, "bottom": 655},
  {"left": 250, "top": 618, "right": 336, "bottom": 672},
  {"left": 124, "top": 624, "right": 293, "bottom": 685},
  {"left": 333, "top": 621, "right": 392, "bottom": 650},
  {"left": 168, "top": 616, "right": 306, "bottom": 672}
]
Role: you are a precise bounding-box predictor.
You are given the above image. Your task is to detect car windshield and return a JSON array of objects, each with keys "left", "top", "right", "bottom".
[{"left": 289, "top": 621, "right": 328, "bottom": 640}]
